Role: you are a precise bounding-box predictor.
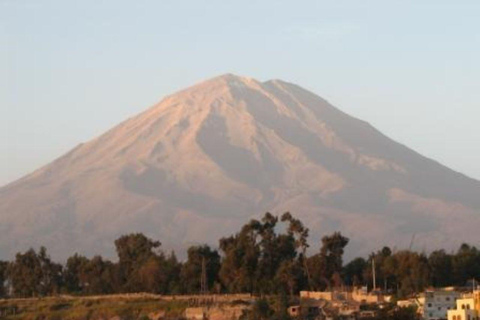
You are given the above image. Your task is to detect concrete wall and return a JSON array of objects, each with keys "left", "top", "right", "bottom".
[
  {"left": 300, "top": 291, "right": 334, "bottom": 300},
  {"left": 300, "top": 290, "right": 382, "bottom": 304},
  {"left": 185, "top": 306, "right": 248, "bottom": 320}
]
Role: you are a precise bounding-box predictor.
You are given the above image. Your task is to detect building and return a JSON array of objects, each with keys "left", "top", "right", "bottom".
[
  {"left": 447, "top": 291, "right": 480, "bottom": 320},
  {"left": 396, "top": 299, "right": 417, "bottom": 309},
  {"left": 288, "top": 305, "right": 320, "bottom": 319},
  {"left": 416, "top": 289, "right": 460, "bottom": 320}
]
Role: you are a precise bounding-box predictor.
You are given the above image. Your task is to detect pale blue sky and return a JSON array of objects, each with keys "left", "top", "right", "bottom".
[{"left": 1, "top": 0, "right": 480, "bottom": 186}]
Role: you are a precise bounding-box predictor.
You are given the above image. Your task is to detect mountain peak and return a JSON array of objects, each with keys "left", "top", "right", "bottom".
[
  {"left": 216, "top": 73, "right": 252, "bottom": 81},
  {"left": 199, "top": 73, "right": 259, "bottom": 88}
]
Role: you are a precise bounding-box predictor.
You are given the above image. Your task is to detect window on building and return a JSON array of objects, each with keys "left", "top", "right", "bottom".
[
  {"left": 428, "top": 303, "right": 433, "bottom": 307},
  {"left": 462, "top": 305, "right": 466, "bottom": 310},
  {"left": 447, "top": 297, "right": 451, "bottom": 301},
  {"left": 467, "top": 305, "right": 470, "bottom": 310}
]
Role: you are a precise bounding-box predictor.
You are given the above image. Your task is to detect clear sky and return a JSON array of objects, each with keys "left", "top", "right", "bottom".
[{"left": 1, "top": 0, "right": 480, "bottom": 186}]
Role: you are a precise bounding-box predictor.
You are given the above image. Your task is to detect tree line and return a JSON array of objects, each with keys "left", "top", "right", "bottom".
[{"left": 0, "top": 212, "right": 479, "bottom": 299}]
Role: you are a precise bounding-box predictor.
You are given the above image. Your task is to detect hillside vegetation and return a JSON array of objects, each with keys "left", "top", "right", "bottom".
[{"left": 0, "top": 294, "right": 188, "bottom": 320}]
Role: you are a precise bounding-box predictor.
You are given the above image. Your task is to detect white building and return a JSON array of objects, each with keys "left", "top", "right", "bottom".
[{"left": 416, "top": 290, "right": 460, "bottom": 320}]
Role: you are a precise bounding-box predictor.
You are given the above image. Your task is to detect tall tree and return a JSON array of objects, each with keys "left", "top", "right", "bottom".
[
  {"left": 8, "top": 248, "right": 42, "bottom": 297},
  {"left": 180, "top": 245, "right": 221, "bottom": 293},
  {"left": 343, "top": 257, "right": 367, "bottom": 287},
  {"left": 136, "top": 255, "right": 167, "bottom": 293},
  {"left": 320, "top": 232, "right": 349, "bottom": 279},
  {"left": 219, "top": 219, "right": 261, "bottom": 293},
  {"left": 37, "top": 247, "right": 63, "bottom": 296},
  {"left": 79, "top": 256, "right": 117, "bottom": 295},
  {"left": 0, "top": 260, "right": 8, "bottom": 298},
  {"left": 307, "top": 254, "right": 329, "bottom": 290},
  {"left": 364, "top": 246, "right": 393, "bottom": 291},
  {"left": 275, "top": 259, "right": 304, "bottom": 296},
  {"left": 452, "top": 243, "right": 480, "bottom": 286},
  {"left": 383, "top": 251, "right": 429, "bottom": 297},
  {"left": 7, "top": 247, "right": 61, "bottom": 297},
  {"left": 114, "top": 233, "right": 162, "bottom": 292},
  {"left": 428, "top": 250, "right": 453, "bottom": 287},
  {"left": 257, "top": 213, "right": 296, "bottom": 293},
  {"left": 281, "top": 212, "right": 311, "bottom": 289},
  {"left": 64, "top": 253, "right": 90, "bottom": 294},
  {"left": 164, "top": 251, "right": 182, "bottom": 294}
]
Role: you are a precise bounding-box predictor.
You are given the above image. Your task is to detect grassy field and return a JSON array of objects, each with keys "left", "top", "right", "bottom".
[{"left": 0, "top": 294, "right": 189, "bottom": 320}]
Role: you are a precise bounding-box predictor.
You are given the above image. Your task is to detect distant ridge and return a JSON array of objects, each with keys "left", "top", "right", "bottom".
[{"left": 1, "top": 74, "right": 479, "bottom": 260}]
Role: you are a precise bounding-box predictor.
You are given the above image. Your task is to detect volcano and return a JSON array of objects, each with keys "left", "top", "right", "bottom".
[{"left": 1, "top": 74, "right": 479, "bottom": 260}]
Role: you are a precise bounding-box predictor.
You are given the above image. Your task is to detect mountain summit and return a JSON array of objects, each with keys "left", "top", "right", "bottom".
[{"left": 1, "top": 74, "right": 479, "bottom": 259}]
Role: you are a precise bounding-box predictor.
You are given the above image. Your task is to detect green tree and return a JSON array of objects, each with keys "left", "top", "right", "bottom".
[
  {"left": 364, "top": 246, "right": 393, "bottom": 291},
  {"left": 219, "top": 213, "right": 307, "bottom": 294},
  {"left": 256, "top": 213, "right": 281, "bottom": 292},
  {"left": 307, "top": 254, "right": 329, "bottom": 290},
  {"left": 0, "top": 260, "right": 8, "bottom": 297},
  {"left": 8, "top": 248, "right": 42, "bottom": 297},
  {"left": 257, "top": 213, "right": 296, "bottom": 293},
  {"left": 8, "top": 247, "right": 62, "bottom": 297},
  {"left": 37, "top": 247, "right": 63, "bottom": 296},
  {"left": 428, "top": 250, "right": 453, "bottom": 287},
  {"left": 452, "top": 243, "right": 480, "bottom": 286},
  {"left": 320, "top": 232, "right": 349, "bottom": 279},
  {"left": 383, "top": 251, "right": 429, "bottom": 297},
  {"left": 114, "top": 233, "right": 162, "bottom": 292},
  {"left": 137, "top": 255, "right": 167, "bottom": 293},
  {"left": 309, "top": 232, "right": 349, "bottom": 290},
  {"left": 180, "top": 245, "right": 220, "bottom": 293},
  {"left": 164, "top": 251, "right": 182, "bottom": 294},
  {"left": 219, "top": 219, "right": 261, "bottom": 293},
  {"left": 343, "top": 257, "right": 367, "bottom": 286},
  {"left": 80, "top": 256, "right": 117, "bottom": 295},
  {"left": 241, "top": 298, "right": 274, "bottom": 320},
  {"left": 281, "top": 212, "right": 311, "bottom": 290},
  {"left": 275, "top": 259, "right": 304, "bottom": 296},
  {"left": 64, "top": 253, "right": 90, "bottom": 293}
]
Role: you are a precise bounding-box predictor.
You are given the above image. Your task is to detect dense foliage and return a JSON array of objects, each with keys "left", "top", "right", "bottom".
[{"left": 0, "top": 212, "right": 479, "bottom": 298}]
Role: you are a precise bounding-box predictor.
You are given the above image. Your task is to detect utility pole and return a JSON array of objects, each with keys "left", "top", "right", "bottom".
[{"left": 372, "top": 258, "right": 377, "bottom": 291}]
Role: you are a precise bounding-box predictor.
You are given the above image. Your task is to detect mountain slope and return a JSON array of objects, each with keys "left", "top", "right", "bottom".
[{"left": 1, "top": 74, "right": 479, "bottom": 260}]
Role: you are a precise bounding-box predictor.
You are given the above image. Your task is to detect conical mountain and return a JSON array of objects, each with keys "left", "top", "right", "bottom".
[{"left": 1, "top": 74, "right": 479, "bottom": 259}]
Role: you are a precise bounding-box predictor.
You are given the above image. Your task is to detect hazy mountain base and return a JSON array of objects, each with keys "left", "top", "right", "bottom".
[{"left": 1, "top": 74, "right": 480, "bottom": 260}]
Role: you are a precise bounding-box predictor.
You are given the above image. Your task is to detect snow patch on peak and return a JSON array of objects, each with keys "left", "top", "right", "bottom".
[{"left": 219, "top": 74, "right": 260, "bottom": 89}]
